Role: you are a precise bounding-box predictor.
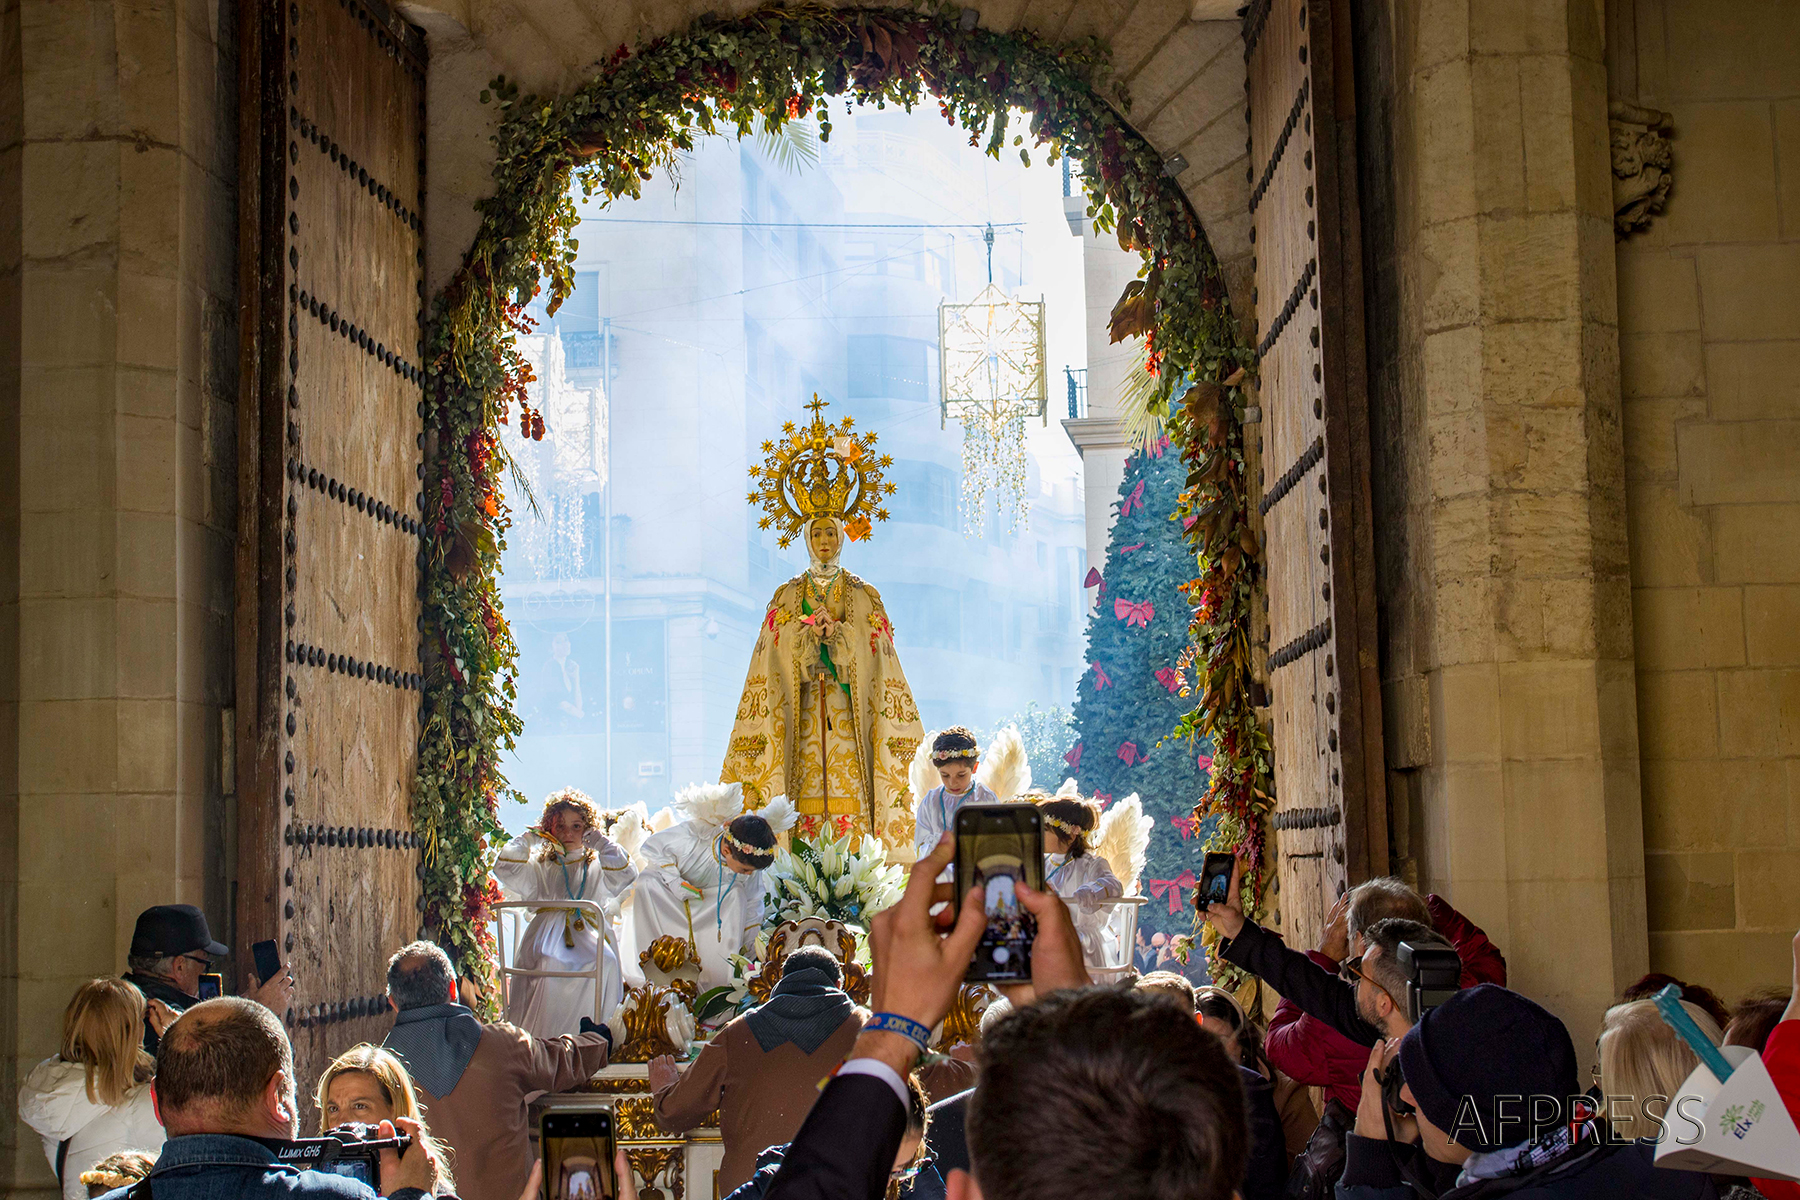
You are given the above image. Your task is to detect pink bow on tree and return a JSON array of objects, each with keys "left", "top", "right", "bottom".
[
  {"left": 1120, "top": 479, "right": 1146, "bottom": 516},
  {"left": 1065, "top": 742, "right": 1084, "bottom": 770},
  {"left": 1092, "top": 662, "right": 1113, "bottom": 690},
  {"left": 1169, "top": 815, "right": 1202, "bottom": 840},
  {"left": 1182, "top": 513, "right": 1197, "bottom": 530},
  {"left": 1154, "top": 667, "right": 1182, "bottom": 693},
  {"left": 1117, "top": 741, "right": 1140, "bottom": 766},
  {"left": 1083, "top": 567, "right": 1106, "bottom": 596},
  {"left": 1115, "top": 598, "right": 1155, "bottom": 627},
  {"left": 1094, "top": 792, "right": 1114, "bottom": 809},
  {"left": 1148, "top": 870, "right": 1197, "bottom": 914},
  {"left": 1120, "top": 542, "right": 1146, "bottom": 553},
  {"left": 1196, "top": 753, "right": 1214, "bottom": 772}
]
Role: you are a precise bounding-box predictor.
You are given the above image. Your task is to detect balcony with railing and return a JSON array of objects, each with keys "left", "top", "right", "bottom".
[{"left": 1064, "top": 366, "right": 1088, "bottom": 420}]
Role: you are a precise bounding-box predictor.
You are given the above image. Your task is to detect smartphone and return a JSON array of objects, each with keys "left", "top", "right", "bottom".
[
  {"left": 252, "top": 939, "right": 283, "bottom": 986},
  {"left": 540, "top": 1110, "right": 616, "bottom": 1200},
  {"left": 954, "top": 803, "right": 1044, "bottom": 983},
  {"left": 1198, "top": 852, "right": 1235, "bottom": 907},
  {"left": 197, "top": 973, "right": 224, "bottom": 1001}
]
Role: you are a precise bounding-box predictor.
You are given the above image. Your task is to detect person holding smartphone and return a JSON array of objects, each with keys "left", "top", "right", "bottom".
[{"left": 121, "top": 906, "right": 294, "bottom": 1056}]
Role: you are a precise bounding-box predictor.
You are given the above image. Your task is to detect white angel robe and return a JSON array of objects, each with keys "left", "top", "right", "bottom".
[
  {"left": 1045, "top": 850, "right": 1123, "bottom": 964},
  {"left": 494, "top": 828, "right": 637, "bottom": 1037},
  {"left": 628, "top": 821, "right": 766, "bottom": 991},
  {"left": 913, "top": 781, "right": 1000, "bottom": 861}
]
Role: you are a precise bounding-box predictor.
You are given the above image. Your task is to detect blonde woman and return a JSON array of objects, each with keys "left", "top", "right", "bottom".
[
  {"left": 494, "top": 787, "right": 638, "bottom": 1036},
  {"left": 1597, "top": 997, "right": 1725, "bottom": 1141},
  {"left": 315, "top": 1044, "right": 456, "bottom": 1193},
  {"left": 17, "top": 979, "right": 165, "bottom": 1200}
]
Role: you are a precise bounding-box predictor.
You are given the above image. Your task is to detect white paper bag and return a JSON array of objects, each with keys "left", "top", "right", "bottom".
[{"left": 1655, "top": 1044, "right": 1800, "bottom": 1182}]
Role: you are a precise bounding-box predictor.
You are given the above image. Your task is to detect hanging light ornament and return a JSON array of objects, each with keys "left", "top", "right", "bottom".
[{"left": 938, "top": 225, "right": 1047, "bottom": 537}]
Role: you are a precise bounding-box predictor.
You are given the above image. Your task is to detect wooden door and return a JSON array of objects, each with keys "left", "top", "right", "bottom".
[
  {"left": 1243, "top": 0, "right": 1386, "bottom": 951},
  {"left": 236, "top": 0, "right": 428, "bottom": 1107}
]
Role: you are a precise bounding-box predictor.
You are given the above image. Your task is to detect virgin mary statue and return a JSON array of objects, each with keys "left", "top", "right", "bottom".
[{"left": 722, "top": 397, "right": 924, "bottom": 858}]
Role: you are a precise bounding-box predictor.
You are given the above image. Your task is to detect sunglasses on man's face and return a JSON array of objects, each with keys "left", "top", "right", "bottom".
[
  {"left": 1338, "top": 954, "right": 1365, "bottom": 984},
  {"left": 180, "top": 953, "right": 213, "bottom": 969}
]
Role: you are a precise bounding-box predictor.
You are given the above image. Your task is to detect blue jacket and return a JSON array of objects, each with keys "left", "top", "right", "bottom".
[{"left": 98, "top": 1133, "right": 435, "bottom": 1200}]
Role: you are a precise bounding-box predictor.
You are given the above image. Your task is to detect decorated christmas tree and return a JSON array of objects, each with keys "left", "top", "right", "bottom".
[{"left": 1065, "top": 436, "right": 1214, "bottom": 960}]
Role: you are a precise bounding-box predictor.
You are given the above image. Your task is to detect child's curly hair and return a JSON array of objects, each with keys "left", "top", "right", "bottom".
[
  {"left": 535, "top": 787, "right": 601, "bottom": 861},
  {"left": 931, "top": 726, "right": 980, "bottom": 767}
]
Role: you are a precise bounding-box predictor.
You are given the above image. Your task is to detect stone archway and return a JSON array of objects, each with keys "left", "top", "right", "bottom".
[{"left": 404, "top": 0, "right": 1257, "bottom": 325}]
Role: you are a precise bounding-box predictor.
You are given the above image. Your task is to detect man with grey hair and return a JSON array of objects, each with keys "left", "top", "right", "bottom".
[
  {"left": 381, "top": 941, "right": 608, "bottom": 1200},
  {"left": 122, "top": 904, "right": 294, "bottom": 1055}
]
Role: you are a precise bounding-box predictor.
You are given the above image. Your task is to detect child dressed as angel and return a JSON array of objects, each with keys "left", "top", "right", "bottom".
[
  {"left": 1035, "top": 784, "right": 1151, "bottom": 968},
  {"left": 627, "top": 784, "right": 796, "bottom": 991},
  {"left": 493, "top": 788, "right": 638, "bottom": 1037}
]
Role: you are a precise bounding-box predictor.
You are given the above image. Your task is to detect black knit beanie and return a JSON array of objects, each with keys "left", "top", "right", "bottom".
[{"left": 1397, "top": 983, "right": 1579, "bottom": 1152}]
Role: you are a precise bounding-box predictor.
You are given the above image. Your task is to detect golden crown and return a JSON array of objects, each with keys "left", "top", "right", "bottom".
[{"left": 748, "top": 395, "right": 895, "bottom": 548}]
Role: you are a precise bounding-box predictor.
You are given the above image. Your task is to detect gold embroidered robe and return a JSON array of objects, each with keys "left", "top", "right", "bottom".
[{"left": 720, "top": 567, "right": 922, "bottom": 859}]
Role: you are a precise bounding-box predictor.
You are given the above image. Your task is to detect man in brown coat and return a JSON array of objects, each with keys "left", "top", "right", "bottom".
[
  {"left": 648, "top": 945, "right": 864, "bottom": 1192},
  {"left": 383, "top": 941, "right": 609, "bottom": 1200}
]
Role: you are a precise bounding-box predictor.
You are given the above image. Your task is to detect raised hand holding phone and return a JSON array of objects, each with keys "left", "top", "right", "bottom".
[{"left": 1197, "top": 855, "right": 1246, "bottom": 940}]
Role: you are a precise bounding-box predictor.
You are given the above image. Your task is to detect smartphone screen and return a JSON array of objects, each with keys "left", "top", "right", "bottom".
[
  {"left": 1199, "top": 853, "right": 1235, "bottom": 907},
  {"left": 541, "top": 1111, "right": 616, "bottom": 1200},
  {"left": 954, "top": 803, "right": 1044, "bottom": 983},
  {"left": 197, "top": 973, "right": 223, "bottom": 1001},
  {"left": 252, "top": 939, "right": 282, "bottom": 986}
]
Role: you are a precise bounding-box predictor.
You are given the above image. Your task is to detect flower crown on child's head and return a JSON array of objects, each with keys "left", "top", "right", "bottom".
[
  {"left": 1041, "top": 813, "right": 1083, "bottom": 839},
  {"left": 931, "top": 726, "right": 980, "bottom": 762}
]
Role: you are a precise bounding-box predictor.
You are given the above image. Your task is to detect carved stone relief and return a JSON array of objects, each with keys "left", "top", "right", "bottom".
[{"left": 1610, "top": 99, "right": 1673, "bottom": 238}]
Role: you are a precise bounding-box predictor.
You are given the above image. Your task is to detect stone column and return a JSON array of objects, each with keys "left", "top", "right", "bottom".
[
  {"left": 1364, "top": 0, "right": 1648, "bottom": 1041},
  {"left": 1, "top": 3, "right": 238, "bottom": 1193}
]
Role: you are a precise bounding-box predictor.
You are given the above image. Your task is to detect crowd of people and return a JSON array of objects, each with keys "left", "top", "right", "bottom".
[{"left": 16, "top": 826, "right": 1800, "bottom": 1200}]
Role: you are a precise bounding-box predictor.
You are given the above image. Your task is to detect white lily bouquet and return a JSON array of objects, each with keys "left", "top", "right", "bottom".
[{"left": 764, "top": 827, "right": 905, "bottom": 929}]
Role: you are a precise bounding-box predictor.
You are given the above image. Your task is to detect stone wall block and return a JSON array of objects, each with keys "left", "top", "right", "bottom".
[
  {"left": 1659, "top": 0, "right": 1800, "bottom": 101},
  {"left": 115, "top": 412, "right": 178, "bottom": 515},
  {"left": 1715, "top": 668, "right": 1800, "bottom": 759},
  {"left": 114, "top": 0, "right": 180, "bottom": 147},
  {"left": 1619, "top": 332, "right": 1703, "bottom": 400},
  {"left": 119, "top": 144, "right": 182, "bottom": 277},
  {"left": 1714, "top": 505, "right": 1800, "bottom": 585},
  {"left": 1644, "top": 758, "right": 1787, "bottom": 852},
  {"left": 1518, "top": 56, "right": 1582, "bottom": 213},
  {"left": 1650, "top": 930, "right": 1800, "bottom": 1005},
  {"left": 1705, "top": 341, "right": 1800, "bottom": 421},
  {"left": 1411, "top": 0, "right": 1471, "bottom": 71},
  {"left": 1432, "top": 572, "right": 1500, "bottom": 669},
  {"left": 20, "top": 141, "right": 119, "bottom": 265},
  {"left": 1468, "top": 0, "right": 1570, "bottom": 54},
  {"left": 117, "top": 597, "right": 178, "bottom": 700},
  {"left": 19, "top": 364, "right": 114, "bottom": 513},
  {"left": 18, "top": 699, "right": 117, "bottom": 794},
  {"left": 1737, "top": 850, "right": 1800, "bottom": 928},
  {"left": 1622, "top": 397, "right": 1702, "bottom": 480},
  {"left": 1468, "top": 56, "right": 1526, "bottom": 211},
  {"left": 114, "top": 696, "right": 176, "bottom": 792},
  {"left": 1491, "top": 491, "right": 1596, "bottom": 579},
  {"left": 19, "top": 510, "right": 114, "bottom": 601},
  {"left": 1416, "top": 220, "right": 1481, "bottom": 333},
  {"left": 117, "top": 508, "right": 178, "bottom": 601},
  {"left": 1512, "top": 406, "right": 1596, "bottom": 493},
  {"left": 1644, "top": 850, "right": 1736, "bottom": 930},
  {"left": 1776, "top": 102, "right": 1800, "bottom": 240},
  {"left": 18, "top": 0, "right": 120, "bottom": 138},
  {"left": 1631, "top": 586, "right": 1745, "bottom": 672},
  {"left": 1660, "top": 102, "right": 1780, "bottom": 245},
  {"left": 1744, "top": 586, "right": 1800, "bottom": 667},
  {"left": 1162, "top": 107, "right": 1243, "bottom": 190},
  {"left": 19, "top": 596, "right": 118, "bottom": 702},
  {"left": 1677, "top": 421, "right": 1800, "bottom": 507},
  {"left": 116, "top": 271, "right": 179, "bottom": 372},
  {"left": 1415, "top": 59, "right": 1479, "bottom": 225},
  {"left": 1430, "top": 662, "right": 1501, "bottom": 764},
  {"left": 1615, "top": 251, "right": 1700, "bottom": 334},
  {"left": 0, "top": 144, "right": 22, "bottom": 277},
  {"left": 21, "top": 270, "right": 119, "bottom": 372},
  {"left": 1480, "top": 319, "right": 1583, "bottom": 407},
  {"left": 1129, "top": 20, "right": 1238, "bottom": 124},
  {"left": 1695, "top": 244, "right": 1800, "bottom": 342},
  {"left": 1497, "top": 659, "right": 1603, "bottom": 759},
  {"left": 1479, "top": 211, "right": 1580, "bottom": 322},
  {"left": 1099, "top": 0, "right": 1187, "bottom": 80}
]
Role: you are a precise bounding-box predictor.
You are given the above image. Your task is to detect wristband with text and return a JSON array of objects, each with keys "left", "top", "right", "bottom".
[{"left": 865, "top": 1012, "right": 933, "bottom": 1052}]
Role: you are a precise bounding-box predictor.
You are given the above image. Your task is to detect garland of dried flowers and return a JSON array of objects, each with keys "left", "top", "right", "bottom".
[{"left": 414, "top": 1, "right": 1269, "bottom": 996}]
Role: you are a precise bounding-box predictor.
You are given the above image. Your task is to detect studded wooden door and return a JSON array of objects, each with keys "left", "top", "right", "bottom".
[
  {"left": 236, "top": 0, "right": 428, "bottom": 1109},
  {"left": 1244, "top": 0, "right": 1386, "bottom": 951}
]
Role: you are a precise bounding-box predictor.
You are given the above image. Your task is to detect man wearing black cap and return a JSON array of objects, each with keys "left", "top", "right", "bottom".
[
  {"left": 1342, "top": 984, "right": 1716, "bottom": 1199},
  {"left": 123, "top": 904, "right": 294, "bottom": 1055}
]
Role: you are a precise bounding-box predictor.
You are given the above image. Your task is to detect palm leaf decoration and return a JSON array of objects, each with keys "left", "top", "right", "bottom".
[{"left": 751, "top": 114, "right": 821, "bottom": 174}]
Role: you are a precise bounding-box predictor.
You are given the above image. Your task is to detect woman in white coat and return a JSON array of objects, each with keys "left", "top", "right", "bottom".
[
  {"left": 1036, "top": 793, "right": 1124, "bottom": 963},
  {"left": 18, "top": 978, "right": 165, "bottom": 1200},
  {"left": 628, "top": 785, "right": 795, "bottom": 990},
  {"left": 494, "top": 788, "right": 638, "bottom": 1037}
]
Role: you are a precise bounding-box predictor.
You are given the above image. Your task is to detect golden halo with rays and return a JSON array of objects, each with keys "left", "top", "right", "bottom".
[{"left": 747, "top": 394, "right": 896, "bottom": 548}]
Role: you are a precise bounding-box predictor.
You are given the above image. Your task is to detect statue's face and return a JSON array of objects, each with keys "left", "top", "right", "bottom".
[{"left": 808, "top": 521, "right": 842, "bottom": 564}]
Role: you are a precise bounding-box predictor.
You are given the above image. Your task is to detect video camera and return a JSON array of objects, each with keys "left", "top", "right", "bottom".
[
  {"left": 262, "top": 1122, "right": 411, "bottom": 1187},
  {"left": 1395, "top": 940, "right": 1461, "bottom": 1024}
]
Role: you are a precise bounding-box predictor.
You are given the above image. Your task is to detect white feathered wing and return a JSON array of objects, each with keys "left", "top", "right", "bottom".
[
  {"left": 1092, "top": 793, "right": 1152, "bottom": 895},
  {"left": 673, "top": 782, "right": 745, "bottom": 832},
  {"left": 977, "top": 726, "right": 1031, "bottom": 802},
  {"left": 909, "top": 731, "right": 941, "bottom": 806},
  {"left": 758, "top": 794, "right": 799, "bottom": 835},
  {"left": 609, "top": 802, "right": 652, "bottom": 862}
]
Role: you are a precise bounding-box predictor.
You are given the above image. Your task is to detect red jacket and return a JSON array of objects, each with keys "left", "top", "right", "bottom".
[
  {"left": 1755, "top": 1018, "right": 1800, "bottom": 1200},
  {"left": 1264, "top": 894, "right": 1507, "bottom": 1110}
]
